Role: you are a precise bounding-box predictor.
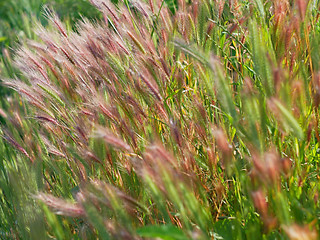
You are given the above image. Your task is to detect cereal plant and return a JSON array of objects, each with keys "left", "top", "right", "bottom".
[{"left": 1, "top": 0, "right": 320, "bottom": 239}]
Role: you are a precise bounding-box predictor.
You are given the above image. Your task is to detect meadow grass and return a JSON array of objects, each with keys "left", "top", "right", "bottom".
[
  {"left": 1, "top": 0, "right": 320, "bottom": 239},
  {"left": 0, "top": 0, "right": 101, "bottom": 96}
]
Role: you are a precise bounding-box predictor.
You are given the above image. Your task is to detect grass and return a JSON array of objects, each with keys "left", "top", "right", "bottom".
[
  {"left": 0, "top": 0, "right": 100, "bottom": 47},
  {"left": 0, "top": 0, "right": 101, "bottom": 96},
  {"left": 1, "top": 0, "right": 320, "bottom": 239}
]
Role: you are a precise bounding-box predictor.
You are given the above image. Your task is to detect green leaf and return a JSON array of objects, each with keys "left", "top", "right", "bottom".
[
  {"left": 0, "top": 37, "right": 7, "bottom": 42},
  {"left": 273, "top": 100, "right": 304, "bottom": 140},
  {"left": 136, "top": 225, "right": 188, "bottom": 240},
  {"left": 42, "top": 205, "right": 65, "bottom": 240},
  {"left": 254, "top": 0, "right": 265, "bottom": 20},
  {"left": 84, "top": 203, "right": 111, "bottom": 239},
  {"left": 164, "top": 0, "right": 178, "bottom": 14},
  {"left": 213, "top": 219, "right": 245, "bottom": 240}
]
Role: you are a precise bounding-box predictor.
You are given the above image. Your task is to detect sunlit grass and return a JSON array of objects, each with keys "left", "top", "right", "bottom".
[{"left": 1, "top": 0, "right": 320, "bottom": 239}]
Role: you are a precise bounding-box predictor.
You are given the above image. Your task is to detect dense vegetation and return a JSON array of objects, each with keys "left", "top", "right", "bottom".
[{"left": 1, "top": 0, "right": 320, "bottom": 239}]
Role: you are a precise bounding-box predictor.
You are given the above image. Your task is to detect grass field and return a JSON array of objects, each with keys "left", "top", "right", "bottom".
[{"left": 1, "top": 0, "right": 320, "bottom": 239}]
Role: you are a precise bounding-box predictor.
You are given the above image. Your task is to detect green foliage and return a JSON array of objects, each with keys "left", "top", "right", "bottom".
[
  {"left": 164, "top": 0, "right": 178, "bottom": 14},
  {"left": 136, "top": 225, "right": 188, "bottom": 240}
]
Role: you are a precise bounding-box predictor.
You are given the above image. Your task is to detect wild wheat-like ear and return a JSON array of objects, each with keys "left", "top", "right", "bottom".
[
  {"left": 2, "top": 132, "right": 33, "bottom": 162},
  {"left": 92, "top": 126, "right": 132, "bottom": 152},
  {"left": 42, "top": 6, "right": 68, "bottom": 38},
  {"left": 35, "top": 193, "right": 85, "bottom": 217}
]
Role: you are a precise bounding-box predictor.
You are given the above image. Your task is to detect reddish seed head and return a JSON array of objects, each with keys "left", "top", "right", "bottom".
[
  {"left": 296, "top": 0, "right": 309, "bottom": 21},
  {"left": 252, "top": 190, "right": 268, "bottom": 217},
  {"left": 283, "top": 224, "right": 318, "bottom": 240},
  {"left": 214, "top": 129, "right": 232, "bottom": 160},
  {"left": 36, "top": 193, "right": 85, "bottom": 217},
  {"left": 280, "top": 157, "right": 292, "bottom": 176}
]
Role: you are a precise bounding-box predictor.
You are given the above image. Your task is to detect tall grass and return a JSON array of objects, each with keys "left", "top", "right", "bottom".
[
  {"left": 0, "top": 0, "right": 101, "bottom": 97},
  {"left": 1, "top": 0, "right": 320, "bottom": 239},
  {"left": 0, "top": 0, "right": 100, "bottom": 48}
]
